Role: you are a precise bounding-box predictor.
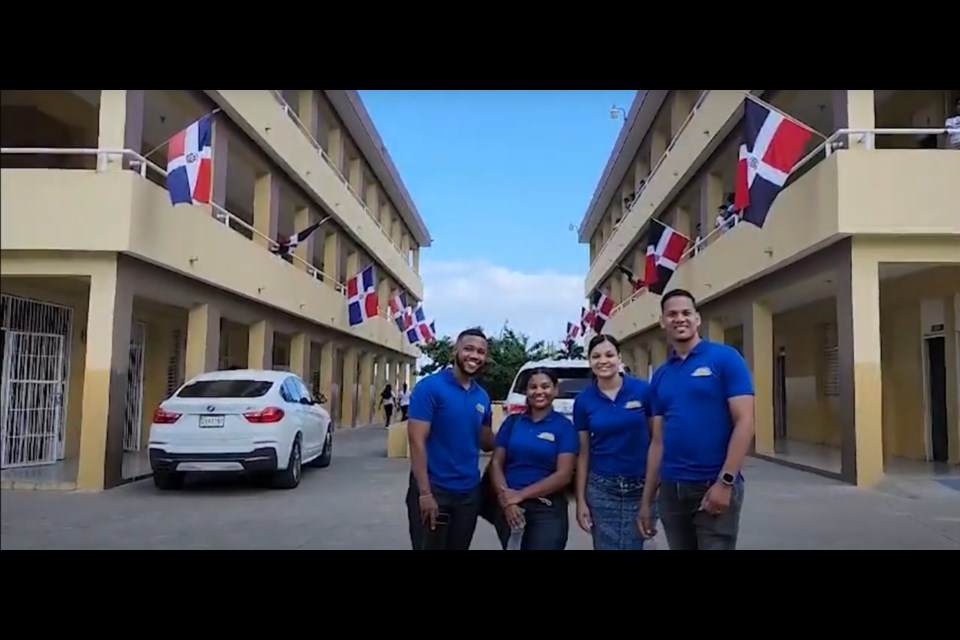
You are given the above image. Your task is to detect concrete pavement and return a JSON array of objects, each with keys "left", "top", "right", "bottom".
[{"left": 2, "top": 425, "right": 958, "bottom": 550}]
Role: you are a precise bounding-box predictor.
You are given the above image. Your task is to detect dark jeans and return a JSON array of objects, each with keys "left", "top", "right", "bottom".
[
  {"left": 406, "top": 473, "right": 482, "bottom": 550},
  {"left": 658, "top": 480, "right": 744, "bottom": 550},
  {"left": 401, "top": 405, "right": 409, "bottom": 421},
  {"left": 585, "top": 472, "right": 654, "bottom": 550},
  {"left": 493, "top": 493, "right": 569, "bottom": 550}
]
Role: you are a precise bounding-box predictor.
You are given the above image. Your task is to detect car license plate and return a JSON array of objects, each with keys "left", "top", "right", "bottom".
[{"left": 199, "top": 415, "right": 225, "bottom": 428}]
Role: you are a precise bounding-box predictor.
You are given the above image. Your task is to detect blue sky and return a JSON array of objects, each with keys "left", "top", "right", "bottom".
[{"left": 359, "top": 90, "right": 636, "bottom": 344}]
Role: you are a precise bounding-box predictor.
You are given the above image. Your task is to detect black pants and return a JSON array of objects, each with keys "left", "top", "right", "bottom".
[
  {"left": 384, "top": 405, "right": 393, "bottom": 424},
  {"left": 400, "top": 405, "right": 409, "bottom": 421},
  {"left": 658, "top": 480, "right": 744, "bottom": 550},
  {"left": 406, "top": 473, "right": 482, "bottom": 550},
  {"left": 493, "top": 493, "right": 569, "bottom": 550}
]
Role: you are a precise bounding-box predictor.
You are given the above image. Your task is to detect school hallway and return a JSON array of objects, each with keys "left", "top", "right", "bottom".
[{"left": 1, "top": 425, "right": 958, "bottom": 550}]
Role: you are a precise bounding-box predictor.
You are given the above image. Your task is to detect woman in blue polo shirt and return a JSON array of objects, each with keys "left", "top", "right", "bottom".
[
  {"left": 573, "top": 334, "right": 655, "bottom": 550},
  {"left": 488, "top": 367, "right": 579, "bottom": 550}
]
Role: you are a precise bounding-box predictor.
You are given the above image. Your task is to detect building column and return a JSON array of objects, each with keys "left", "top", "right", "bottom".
[
  {"left": 319, "top": 341, "right": 336, "bottom": 403},
  {"left": 412, "top": 244, "right": 420, "bottom": 273},
  {"left": 248, "top": 320, "right": 274, "bottom": 369},
  {"left": 322, "top": 230, "right": 341, "bottom": 288},
  {"left": 210, "top": 115, "right": 230, "bottom": 211},
  {"left": 400, "top": 233, "right": 411, "bottom": 262},
  {"left": 649, "top": 128, "right": 668, "bottom": 166},
  {"left": 833, "top": 90, "right": 876, "bottom": 149},
  {"left": 327, "top": 127, "right": 343, "bottom": 172},
  {"left": 345, "top": 250, "right": 359, "bottom": 283},
  {"left": 632, "top": 346, "right": 650, "bottom": 379},
  {"left": 96, "top": 90, "right": 144, "bottom": 172},
  {"left": 253, "top": 173, "right": 280, "bottom": 250},
  {"left": 290, "top": 333, "right": 311, "bottom": 382},
  {"left": 375, "top": 355, "right": 388, "bottom": 399},
  {"left": 703, "top": 319, "right": 725, "bottom": 343},
  {"left": 836, "top": 240, "right": 884, "bottom": 486},
  {"left": 744, "top": 301, "right": 774, "bottom": 455},
  {"left": 649, "top": 340, "right": 668, "bottom": 368},
  {"left": 296, "top": 90, "right": 319, "bottom": 140},
  {"left": 340, "top": 347, "right": 359, "bottom": 428},
  {"left": 699, "top": 172, "right": 724, "bottom": 244},
  {"left": 185, "top": 304, "right": 220, "bottom": 380},
  {"left": 365, "top": 183, "right": 379, "bottom": 217},
  {"left": 76, "top": 257, "right": 134, "bottom": 491},
  {"left": 358, "top": 352, "right": 374, "bottom": 425}
]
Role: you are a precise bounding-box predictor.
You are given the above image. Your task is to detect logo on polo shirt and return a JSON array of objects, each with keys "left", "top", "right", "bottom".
[
  {"left": 475, "top": 403, "right": 485, "bottom": 413},
  {"left": 691, "top": 366, "right": 714, "bottom": 377},
  {"left": 624, "top": 400, "right": 643, "bottom": 409},
  {"left": 537, "top": 432, "right": 555, "bottom": 442}
]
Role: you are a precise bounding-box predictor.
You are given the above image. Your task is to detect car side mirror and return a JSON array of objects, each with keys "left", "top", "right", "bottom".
[{"left": 317, "top": 393, "right": 327, "bottom": 404}]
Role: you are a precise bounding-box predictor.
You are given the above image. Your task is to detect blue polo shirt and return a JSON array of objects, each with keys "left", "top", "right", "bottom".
[
  {"left": 650, "top": 340, "right": 754, "bottom": 483},
  {"left": 572, "top": 375, "right": 653, "bottom": 478},
  {"left": 407, "top": 368, "right": 493, "bottom": 493},
  {"left": 495, "top": 410, "right": 579, "bottom": 490}
]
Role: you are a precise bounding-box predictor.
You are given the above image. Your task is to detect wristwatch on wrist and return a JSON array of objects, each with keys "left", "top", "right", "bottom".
[{"left": 718, "top": 471, "right": 735, "bottom": 486}]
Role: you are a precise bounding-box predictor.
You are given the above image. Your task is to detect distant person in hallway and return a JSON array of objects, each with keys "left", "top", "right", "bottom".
[
  {"left": 399, "top": 383, "right": 411, "bottom": 421},
  {"left": 639, "top": 289, "right": 755, "bottom": 551},
  {"left": 946, "top": 98, "right": 960, "bottom": 150},
  {"left": 573, "top": 334, "right": 656, "bottom": 550},
  {"left": 379, "top": 383, "right": 394, "bottom": 426},
  {"left": 487, "top": 367, "right": 578, "bottom": 550},
  {"left": 406, "top": 328, "right": 495, "bottom": 550}
]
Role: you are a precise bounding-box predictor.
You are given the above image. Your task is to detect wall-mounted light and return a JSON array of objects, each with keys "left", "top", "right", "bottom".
[
  {"left": 610, "top": 104, "right": 627, "bottom": 120},
  {"left": 189, "top": 256, "right": 198, "bottom": 265}
]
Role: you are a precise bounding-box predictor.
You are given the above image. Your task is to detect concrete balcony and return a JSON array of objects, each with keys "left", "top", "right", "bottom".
[
  {"left": 208, "top": 89, "right": 424, "bottom": 300},
  {"left": 605, "top": 148, "right": 960, "bottom": 339},
  {"left": 585, "top": 89, "right": 749, "bottom": 295},
  {"left": 0, "top": 166, "right": 421, "bottom": 358}
]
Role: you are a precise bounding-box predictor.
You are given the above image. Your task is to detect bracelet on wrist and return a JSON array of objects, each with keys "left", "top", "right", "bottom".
[{"left": 418, "top": 493, "right": 433, "bottom": 500}]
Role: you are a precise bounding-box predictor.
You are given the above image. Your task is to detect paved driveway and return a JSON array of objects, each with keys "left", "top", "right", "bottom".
[{"left": 2, "top": 426, "right": 958, "bottom": 550}]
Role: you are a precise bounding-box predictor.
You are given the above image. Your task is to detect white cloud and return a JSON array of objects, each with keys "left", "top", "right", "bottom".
[{"left": 418, "top": 259, "right": 585, "bottom": 345}]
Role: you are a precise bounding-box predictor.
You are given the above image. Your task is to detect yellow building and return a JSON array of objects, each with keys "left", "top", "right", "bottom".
[
  {"left": 579, "top": 89, "right": 960, "bottom": 487},
  {"left": 1, "top": 90, "right": 429, "bottom": 491}
]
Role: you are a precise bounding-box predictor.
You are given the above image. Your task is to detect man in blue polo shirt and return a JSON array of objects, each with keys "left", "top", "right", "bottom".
[
  {"left": 406, "top": 327, "right": 495, "bottom": 550},
  {"left": 639, "top": 289, "right": 755, "bottom": 550}
]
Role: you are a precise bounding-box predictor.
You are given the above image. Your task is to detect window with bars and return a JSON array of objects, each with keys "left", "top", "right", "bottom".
[
  {"left": 166, "top": 328, "right": 184, "bottom": 397},
  {"left": 821, "top": 322, "right": 839, "bottom": 397}
]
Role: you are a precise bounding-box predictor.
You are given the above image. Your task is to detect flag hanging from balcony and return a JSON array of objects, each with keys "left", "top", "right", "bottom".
[
  {"left": 346, "top": 264, "right": 379, "bottom": 326},
  {"left": 166, "top": 115, "right": 213, "bottom": 206},
  {"left": 388, "top": 291, "right": 414, "bottom": 332},
  {"left": 589, "top": 289, "right": 615, "bottom": 333},
  {"left": 644, "top": 219, "right": 690, "bottom": 295},
  {"left": 271, "top": 219, "right": 324, "bottom": 257},
  {"left": 405, "top": 305, "right": 435, "bottom": 345},
  {"left": 616, "top": 264, "right": 644, "bottom": 293},
  {"left": 564, "top": 322, "right": 580, "bottom": 344},
  {"left": 734, "top": 99, "right": 814, "bottom": 228}
]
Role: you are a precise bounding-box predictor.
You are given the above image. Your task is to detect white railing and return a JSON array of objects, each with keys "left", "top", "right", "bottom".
[
  {"left": 609, "top": 127, "right": 960, "bottom": 314},
  {"left": 0, "top": 146, "right": 400, "bottom": 323},
  {"left": 267, "top": 90, "right": 407, "bottom": 260},
  {"left": 589, "top": 90, "right": 712, "bottom": 266}
]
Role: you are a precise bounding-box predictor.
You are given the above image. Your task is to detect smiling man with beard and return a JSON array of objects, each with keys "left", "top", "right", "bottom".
[
  {"left": 406, "top": 328, "right": 496, "bottom": 550},
  {"left": 639, "top": 289, "right": 755, "bottom": 551}
]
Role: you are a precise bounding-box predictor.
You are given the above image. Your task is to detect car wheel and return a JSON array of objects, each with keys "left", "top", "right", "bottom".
[
  {"left": 273, "top": 435, "right": 302, "bottom": 489},
  {"left": 153, "top": 471, "right": 184, "bottom": 490},
  {"left": 312, "top": 430, "right": 333, "bottom": 469}
]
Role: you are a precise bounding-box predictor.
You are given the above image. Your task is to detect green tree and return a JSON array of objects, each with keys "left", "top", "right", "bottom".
[
  {"left": 555, "top": 340, "right": 585, "bottom": 360},
  {"left": 415, "top": 323, "right": 553, "bottom": 401}
]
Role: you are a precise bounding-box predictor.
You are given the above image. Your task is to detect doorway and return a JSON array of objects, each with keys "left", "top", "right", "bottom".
[
  {"left": 924, "top": 336, "right": 949, "bottom": 463},
  {"left": 773, "top": 347, "right": 788, "bottom": 450}
]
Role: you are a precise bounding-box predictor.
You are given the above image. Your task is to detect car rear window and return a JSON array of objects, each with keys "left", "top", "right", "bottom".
[
  {"left": 177, "top": 379, "right": 274, "bottom": 398},
  {"left": 512, "top": 366, "right": 592, "bottom": 399}
]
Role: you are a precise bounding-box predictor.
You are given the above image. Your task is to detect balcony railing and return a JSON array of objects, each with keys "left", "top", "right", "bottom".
[
  {"left": 589, "top": 90, "right": 712, "bottom": 266},
  {"left": 609, "top": 127, "right": 960, "bottom": 315},
  {"left": 268, "top": 90, "right": 407, "bottom": 260},
  {"left": 0, "top": 146, "right": 404, "bottom": 325}
]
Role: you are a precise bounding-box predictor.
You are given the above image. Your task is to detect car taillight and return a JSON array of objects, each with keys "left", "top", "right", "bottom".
[
  {"left": 506, "top": 403, "right": 526, "bottom": 415},
  {"left": 152, "top": 407, "right": 182, "bottom": 424},
  {"left": 243, "top": 406, "right": 285, "bottom": 423}
]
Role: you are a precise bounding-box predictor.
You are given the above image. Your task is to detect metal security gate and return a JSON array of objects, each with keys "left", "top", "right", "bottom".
[
  {"left": 123, "top": 321, "right": 146, "bottom": 452},
  {"left": 1, "top": 295, "right": 72, "bottom": 469}
]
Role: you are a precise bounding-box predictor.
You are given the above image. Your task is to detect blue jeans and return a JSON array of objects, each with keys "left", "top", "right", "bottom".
[
  {"left": 585, "top": 472, "right": 654, "bottom": 550},
  {"left": 493, "top": 493, "right": 569, "bottom": 550}
]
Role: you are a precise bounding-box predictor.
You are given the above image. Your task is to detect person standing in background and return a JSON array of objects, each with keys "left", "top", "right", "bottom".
[{"left": 399, "top": 383, "right": 411, "bottom": 421}]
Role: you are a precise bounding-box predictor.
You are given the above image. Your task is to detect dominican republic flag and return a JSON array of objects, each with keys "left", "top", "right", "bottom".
[
  {"left": 346, "top": 265, "right": 379, "bottom": 326},
  {"left": 388, "top": 292, "right": 414, "bottom": 332},
  {"left": 405, "top": 306, "right": 435, "bottom": 344},
  {"left": 580, "top": 306, "right": 592, "bottom": 335},
  {"left": 589, "top": 289, "right": 615, "bottom": 333},
  {"left": 565, "top": 322, "right": 580, "bottom": 343},
  {"left": 734, "top": 99, "right": 814, "bottom": 228},
  {"left": 644, "top": 220, "right": 690, "bottom": 295},
  {"left": 271, "top": 219, "right": 324, "bottom": 257},
  {"left": 167, "top": 115, "right": 213, "bottom": 206}
]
